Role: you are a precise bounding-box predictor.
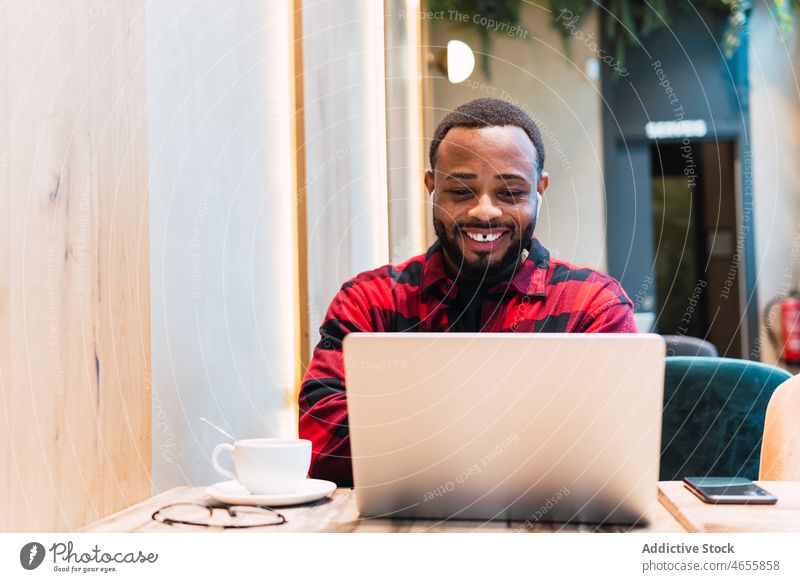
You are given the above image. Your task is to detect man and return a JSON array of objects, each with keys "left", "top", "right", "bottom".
[{"left": 299, "top": 98, "right": 636, "bottom": 486}]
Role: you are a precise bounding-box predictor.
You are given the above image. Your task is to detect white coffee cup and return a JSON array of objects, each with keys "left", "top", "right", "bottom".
[{"left": 211, "top": 438, "right": 311, "bottom": 495}]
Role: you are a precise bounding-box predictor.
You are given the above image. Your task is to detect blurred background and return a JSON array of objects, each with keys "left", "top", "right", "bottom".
[{"left": 2, "top": 0, "right": 800, "bottom": 531}]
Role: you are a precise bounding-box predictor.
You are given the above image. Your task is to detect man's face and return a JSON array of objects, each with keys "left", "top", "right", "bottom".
[{"left": 425, "top": 125, "right": 548, "bottom": 282}]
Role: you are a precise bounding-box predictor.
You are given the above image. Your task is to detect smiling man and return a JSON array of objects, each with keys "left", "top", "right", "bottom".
[{"left": 299, "top": 98, "right": 636, "bottom": 485}]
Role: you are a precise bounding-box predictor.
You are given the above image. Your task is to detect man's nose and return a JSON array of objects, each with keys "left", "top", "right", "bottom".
[{"left": 468, "top": 192, "right": 502, "bottom": 222}]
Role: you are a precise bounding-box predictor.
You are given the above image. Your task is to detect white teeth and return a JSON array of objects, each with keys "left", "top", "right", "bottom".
[{"left": 466, "top": 232, "right": 501, "bottom": 242}]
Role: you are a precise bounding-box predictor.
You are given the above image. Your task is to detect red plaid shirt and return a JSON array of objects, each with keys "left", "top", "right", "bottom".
[{"left": 298, "top": 236, "right": 636, "bottom": 485}]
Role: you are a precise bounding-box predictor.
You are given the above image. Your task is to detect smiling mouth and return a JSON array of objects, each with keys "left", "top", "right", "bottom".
[
  {"left": 465, "top": 232, "right": 502, "bottom": 242},
  {"left": 459, "top": 227, "right": 510, "bottom": 252}
]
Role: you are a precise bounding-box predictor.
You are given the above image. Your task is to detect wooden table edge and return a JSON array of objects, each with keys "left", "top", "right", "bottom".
[
  {"left": 78, "top": 486, "right": 194, "bottom": 532},
  {"left": 657, "top": 482, "right": 697, "bottom": 533}
]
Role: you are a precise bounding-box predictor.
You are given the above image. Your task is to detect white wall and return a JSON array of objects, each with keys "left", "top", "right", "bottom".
[
  {"left": 385, "top": 0, "right": 428, "bottom": 264},
  {"left": 302, "top": 0, "right": 390, "bottom": 345},
  {"left": 147, "top": 0, "right": 296, "bottom": 491},
  {"left": 749, "top": 3, "right": 800, "bottom": 363},
  {"left": 426, "top": 7, "right": 606, "bottom": 270}
]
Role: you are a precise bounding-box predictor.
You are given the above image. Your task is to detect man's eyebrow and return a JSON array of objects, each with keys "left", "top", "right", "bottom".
[
  {"left": 494, "top": 173, "right": 530, "bottom": 183},
  {"left": 440, "top": 172, "right": 530, "bottom": 183},
  {"left": 441, "top": 172, "right": 478, "bottom": 180}
]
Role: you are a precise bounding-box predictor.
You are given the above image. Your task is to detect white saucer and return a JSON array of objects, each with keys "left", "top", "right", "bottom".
[{"left": 206, "top": 479, "right": 336, "bottom": 507}]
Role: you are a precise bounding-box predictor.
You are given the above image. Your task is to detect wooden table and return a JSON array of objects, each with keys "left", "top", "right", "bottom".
[
  {"left": 658, "top": 480, "right": 800, "bottom": 532},
  {"left": 82, "top": 481, "right": 800, "bottom": 533},
  {"left": 82, "top": 485, "right": 684, "bottom": 533}
]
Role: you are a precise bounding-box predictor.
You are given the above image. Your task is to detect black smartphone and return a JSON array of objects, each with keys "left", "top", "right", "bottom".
[{"left": 683, "top": 477, "right": 778, "bottom": 505}]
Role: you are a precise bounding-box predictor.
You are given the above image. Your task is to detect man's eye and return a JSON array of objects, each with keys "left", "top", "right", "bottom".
[
  {"left": 448, "top": 189, "right": 474, "bottom": 197},
  {"left": 499, "top": 191, "right": 525, "bottom": 201}
]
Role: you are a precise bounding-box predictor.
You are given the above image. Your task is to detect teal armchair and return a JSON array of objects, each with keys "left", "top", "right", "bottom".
[{"left": 660, "top": 356, "right": 792, "bottom": 480}]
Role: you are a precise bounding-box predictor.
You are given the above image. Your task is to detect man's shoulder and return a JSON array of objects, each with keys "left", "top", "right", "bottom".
[
  {"left": 339, "top": 253, "right": 427, "bottom": 295},
  {"left": 546, "top": 257, "right": 633, "bottom": 308}
]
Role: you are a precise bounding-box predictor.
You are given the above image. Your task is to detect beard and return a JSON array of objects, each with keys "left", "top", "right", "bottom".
[{"left": 433, "top": 217, "right": 535, "bottom": 281}]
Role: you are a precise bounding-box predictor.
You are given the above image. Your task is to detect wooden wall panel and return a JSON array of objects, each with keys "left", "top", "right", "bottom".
[{"left": 0, "top": 0, "right": 151, "bottom": 532}]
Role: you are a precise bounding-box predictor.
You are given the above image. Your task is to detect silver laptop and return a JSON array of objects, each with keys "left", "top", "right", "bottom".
[{"left": 343, "top": 333, "right": 665, "bottom": 525}]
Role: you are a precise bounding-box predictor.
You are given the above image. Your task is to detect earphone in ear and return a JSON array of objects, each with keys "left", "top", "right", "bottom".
[{"left": 535, "top": 192, "right": 543, "bottom": 221}]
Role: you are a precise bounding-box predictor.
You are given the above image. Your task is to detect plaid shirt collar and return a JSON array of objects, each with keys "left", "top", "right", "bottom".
[{"left": 420, "top": 235, "right": 551, "bottom": 300}]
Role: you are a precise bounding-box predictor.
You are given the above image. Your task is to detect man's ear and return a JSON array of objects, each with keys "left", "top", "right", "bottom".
[
  {"left": 424, "top": 170, "right": 435, "bottom": 196},
  {"left": 536, "top": 171, "right": 549, "bottom": 196}
]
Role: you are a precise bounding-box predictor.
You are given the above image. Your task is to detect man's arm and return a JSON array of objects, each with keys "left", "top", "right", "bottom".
[
  {"left": 578, "top": 278, "right": 637, "bottom": 333},
  {"left": 298, "top": 283, "right": 375, "bottom": 486},
  {"left": 582, "top": 300, "right": 637, "bottom": 332}
]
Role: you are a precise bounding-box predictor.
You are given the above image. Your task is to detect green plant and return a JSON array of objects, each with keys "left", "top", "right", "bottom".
[
  {"left": 572, "top": 0, "right": 754, "bottom": 71},
  {"left": 427, "top": 0, "right": 800, "bottom": 78},
  {"left": 428, "top": 0, "right": 523, "bottom": 77}
]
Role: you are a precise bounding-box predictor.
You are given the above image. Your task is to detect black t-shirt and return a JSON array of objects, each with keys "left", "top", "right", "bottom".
[{"left": 447, "top": 278, "right": 490, "bottom": 332}]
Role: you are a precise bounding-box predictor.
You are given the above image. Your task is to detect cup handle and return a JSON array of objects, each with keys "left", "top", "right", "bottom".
[{"left": 211, "top": 443, "right": 237, "bottom": 481}]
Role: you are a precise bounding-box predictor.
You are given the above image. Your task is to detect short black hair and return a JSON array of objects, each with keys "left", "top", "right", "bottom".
[{"left": 429, "top": 98, "right": 545, "bottom": 176}]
